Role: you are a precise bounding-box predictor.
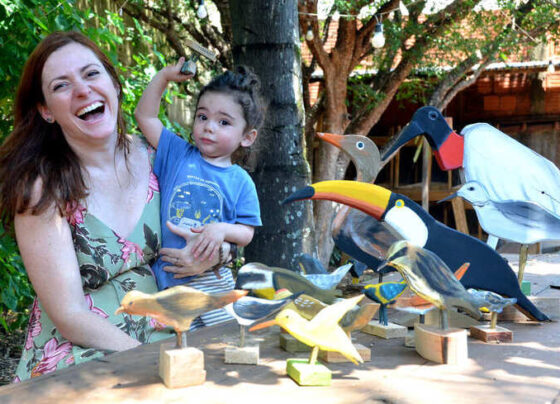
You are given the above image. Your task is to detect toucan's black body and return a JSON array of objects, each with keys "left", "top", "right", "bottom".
[{"left": 383, "top": 193, "right": 549, "bottom": 321}]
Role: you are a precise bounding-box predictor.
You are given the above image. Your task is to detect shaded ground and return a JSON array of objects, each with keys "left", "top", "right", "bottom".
[{"left": 0, "top": 327, "right": 24, "bottom": 385}]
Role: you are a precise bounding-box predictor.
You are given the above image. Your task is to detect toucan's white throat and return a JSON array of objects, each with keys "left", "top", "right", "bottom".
[{"left": 385, "top": 206, "right": 428, "bottom": 247}]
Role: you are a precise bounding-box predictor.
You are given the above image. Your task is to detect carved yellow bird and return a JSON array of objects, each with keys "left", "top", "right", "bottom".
[
  {"left": 115, "top": 286, "right": 247, "bottom": 347},
  {"left": 251, "top": 294, "right": 365, "bottom": 365},
  {"left": 276, "top": 291, "right": 378, "bottom": 336}
]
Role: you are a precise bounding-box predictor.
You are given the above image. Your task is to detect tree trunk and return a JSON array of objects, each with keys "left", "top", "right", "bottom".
[{"left": 229, "top": 0, "right": 314, "bottom": 270}]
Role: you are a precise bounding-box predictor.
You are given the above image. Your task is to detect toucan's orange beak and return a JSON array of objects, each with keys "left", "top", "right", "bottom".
[
  {"left": 316, "top": 132, "right": 343, "bottom": 148},
  {"left": 249, "top": 319, "right": 278, "bottom": 332},
  {"left": 283, "top": 180, "right": 391, "bottom": 220}
]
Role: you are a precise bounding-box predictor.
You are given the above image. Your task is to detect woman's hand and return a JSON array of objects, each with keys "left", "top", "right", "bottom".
[{"left": 161, "top": 221, "right": 230, "bottom": 279}]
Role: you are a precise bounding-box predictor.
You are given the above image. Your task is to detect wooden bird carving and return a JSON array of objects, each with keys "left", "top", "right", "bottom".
[
  {"left": 235, "top": 262, "right": 338, "bottom": 303},
  {"left": 279, "top": 292, "right": 378, "bottom": 336},
  {"left": 115, "top": 286, "right": 247, "bottom": 347},
  {"left": 251, "top": 295, "right": 365, "bottom": 365},
  {"left": 379, "top": 240, "right": 483, "bottom": 329}
]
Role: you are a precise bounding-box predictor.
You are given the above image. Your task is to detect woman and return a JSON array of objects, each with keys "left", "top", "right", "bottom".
[{"left": 0, "top": 31, "right": 225, "bottom": 382}]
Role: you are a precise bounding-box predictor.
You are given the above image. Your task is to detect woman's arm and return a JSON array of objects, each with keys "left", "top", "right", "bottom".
[{"left": 15, "top": 185, "right": 140, "bottom": 351}]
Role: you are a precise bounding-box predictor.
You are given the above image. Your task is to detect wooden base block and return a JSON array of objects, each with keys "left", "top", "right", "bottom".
[
  {"left": 280, "top": 333, "right": 311, "bottom": 353},
  {"left": 414, "top": 324, "right": 468, "bottom": 365},
  {"left": 224, "top": 345, "right": 259, "bottom": 365},
  {"left": 470, "top": 325, "right": 513, "bottom": 343},
  {"left": 392, "top": 308, "right": 480, "bottom": 329},
  {"left": 404, "top": 330, "right": 415, "bottom": 348},
  {"left": 286, "top": 359, "right": 331, "bottom": 386},
  {"left": 159, "top": 343, "right": 206, "bottom": 388},
  {"left": 318, "top": 344, "right": 371, "bottom": 363},
  {"left": 521, "top": 281, "right": 531, "bottom": 296},
  {"left": 497, "top": 296, "right": 560, "bottom": 322},
  {"left": 362, "top": 321, "right": 407, "bottom": 339}
]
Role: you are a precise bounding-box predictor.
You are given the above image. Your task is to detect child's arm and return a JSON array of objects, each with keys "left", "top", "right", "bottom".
[
  {"left": 190, "top": 222, "right": 254, "bottom": 262},
  {"left": 134, "top": 57, "right": 191, "bottom": 148}
]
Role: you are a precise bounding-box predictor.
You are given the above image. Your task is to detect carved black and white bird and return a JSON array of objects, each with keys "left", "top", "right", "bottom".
[
  {"left": 381, "top": 106, "right": 560, "bottom": 273},
  {"left": 224, "top": 294, "right": 301, "bottom": 347}
]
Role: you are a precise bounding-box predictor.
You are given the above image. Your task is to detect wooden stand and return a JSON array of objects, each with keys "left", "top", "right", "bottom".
[
  {"left": 470, "top": 325, "right": 513, "bottom": 343},
  {"left": 392, "top": 308, "right": 480, "bottom": 329},
  {"left": 520, "top": 280, "right": 531, "bottom": 296},
  {"left": 318, "top": 343, "right": 371, "bottom": 363},
  {"left": 286, "top": 359, "right": 331, "bottom": 386},
  {"left": 280, "top": 333, "right": 311, "bottom": 353},
  {"left": 362, "top": 321, "right": 407, "bottom": 339},
  {"left": 404, "top": 329, "right": 416, "bottom": 348},
  {"left": 497, "top": 296, "right": 560, "bottom": 322},
  {"left": 414, "top": 324, "right": 468, "bottom": 365},
  {"left": 159, "top": 342, "right": 206, "bottom": 388},
  {"left": 224, "top": 345, "right": 259, "bottom": 365},
  {"left": 471, "top": 311, "right": 513, "bottom": 343}
]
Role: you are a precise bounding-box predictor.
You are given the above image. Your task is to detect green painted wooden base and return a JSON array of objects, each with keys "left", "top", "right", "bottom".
[
  {"left": 286, "top": 359, "right": 331, "bottom": 386},
  {"left": 521, "top": 281, "right": 531, "bottom": 296}
]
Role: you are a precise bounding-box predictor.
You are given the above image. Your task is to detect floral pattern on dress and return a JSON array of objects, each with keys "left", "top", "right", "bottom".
[
  {"left": 24, "top": 300, "right": 42, "bottom": 351},
  {"left": 30, "top": 337, "right": 74, "bottom": 378},
  {"left": 14, "top": 139, "right": 171, "bottom": 383},
  {"left": 116, "top": 234, "right": 144, "bottom": 263}
]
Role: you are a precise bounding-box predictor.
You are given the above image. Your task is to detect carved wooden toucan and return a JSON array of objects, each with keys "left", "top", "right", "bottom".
[{"left": 283, "top": 180, "right": 549, "bottom": 322}]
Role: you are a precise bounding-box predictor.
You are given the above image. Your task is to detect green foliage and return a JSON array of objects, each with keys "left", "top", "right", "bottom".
[
  {"left": 0, "top": 230, "right": 33, "bottom": 332},
  {"left": 347, "top": 74, "right": 386, "bottom": 114}
]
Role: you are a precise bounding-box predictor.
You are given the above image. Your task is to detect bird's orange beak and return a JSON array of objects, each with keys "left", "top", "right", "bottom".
[
  {"left": 283, "top": 181, "right": 391, "bottom": 220},
  {"left": 249, "top": 319, "right": 278, "bottom": 332},
  {"left": 316, "top": 132, "right": 343, "bottom": 148},
  {"left": 115, "top": 306, "right": 125, "bottom": 315}
]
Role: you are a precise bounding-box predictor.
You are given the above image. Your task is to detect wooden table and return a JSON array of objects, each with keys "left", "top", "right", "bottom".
[{"left": 1, "top": 300, "right": 559, "bottom": 403}]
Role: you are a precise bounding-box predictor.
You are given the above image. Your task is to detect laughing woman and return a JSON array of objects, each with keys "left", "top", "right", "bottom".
[{"left": 0, "top": 31, "right": 182, "bottom": 381}]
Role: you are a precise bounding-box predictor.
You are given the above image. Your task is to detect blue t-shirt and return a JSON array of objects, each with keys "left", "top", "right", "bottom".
[{"left": 153, "top": 127, "right": 261, "bottom": 289}]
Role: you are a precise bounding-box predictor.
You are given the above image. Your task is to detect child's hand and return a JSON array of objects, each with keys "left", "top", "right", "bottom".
[
  {"left": 190, "top": 223, "right": 227, "bottom": 262},
  {"left": 161, "top": 57, "right": 193, "bottom": 83}
]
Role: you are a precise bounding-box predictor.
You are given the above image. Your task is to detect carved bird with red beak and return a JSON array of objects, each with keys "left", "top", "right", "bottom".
[
  {"left": 283, "top": 180, "right": 549, "bottom": 322},
  {"left": 115, "top": 286, "right": 247, "bottom": 348},
  {"left": 381, "top": 106, "right": 560, "bottom": 247}
]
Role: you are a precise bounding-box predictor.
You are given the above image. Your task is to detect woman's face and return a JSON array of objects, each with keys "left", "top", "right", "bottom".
[{"left": 38, "top": 42, "right": 119, "bottom": 145}]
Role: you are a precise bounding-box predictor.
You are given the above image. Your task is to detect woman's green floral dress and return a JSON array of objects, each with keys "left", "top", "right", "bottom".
[{"left": 14, "top": 145, "right": 173, "bottom": 382}]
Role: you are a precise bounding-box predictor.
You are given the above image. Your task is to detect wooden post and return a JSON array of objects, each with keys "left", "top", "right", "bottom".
[
  {"left": 421, "top": 138, "right": 432, "bottom": 212},
  {"left": 451, "top": 197, "right": 469, "bottom": 235}
]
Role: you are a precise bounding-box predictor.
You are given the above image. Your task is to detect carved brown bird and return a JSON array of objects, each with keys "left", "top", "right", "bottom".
[{"left": 115, "top": 286, "right": 247, "bottom": 347}]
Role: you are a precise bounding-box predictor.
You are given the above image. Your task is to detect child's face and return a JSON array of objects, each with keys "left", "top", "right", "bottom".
[{"left": 193, "top": 91, "right": 254, "bottom": 165}]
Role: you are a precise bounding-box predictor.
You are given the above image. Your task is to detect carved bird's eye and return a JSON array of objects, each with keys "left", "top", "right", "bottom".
[
  {"left": 468, "top": 187, "right": 475, "bottom": 191},
  {"left": 429, "top": 111, "right": 438, "bottom": 120},
  {"left": 395, "top": 199, "right": 404, "bottom": 208},
  {"left": 356, "top": 141, "right": 365, "bottom": 150}
]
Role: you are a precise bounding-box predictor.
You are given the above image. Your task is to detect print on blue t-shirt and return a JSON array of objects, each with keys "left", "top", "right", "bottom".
[{"left": 170, "top": 175, "right": 224, "bottom": 229}]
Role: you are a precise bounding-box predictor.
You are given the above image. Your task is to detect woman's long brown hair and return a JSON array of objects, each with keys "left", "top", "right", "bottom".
[{"left": 0, "top": 31, "right": 129, "bottom": 230}]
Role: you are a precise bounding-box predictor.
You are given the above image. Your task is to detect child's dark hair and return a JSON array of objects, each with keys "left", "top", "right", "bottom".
[{"left": 197, "top": 65, "right": 267, "bottom": 132}]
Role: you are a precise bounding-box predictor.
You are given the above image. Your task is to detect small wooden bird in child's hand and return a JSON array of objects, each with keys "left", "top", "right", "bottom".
[{"left": 115, "top": 286, "right": 247, "bottom": 348}]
